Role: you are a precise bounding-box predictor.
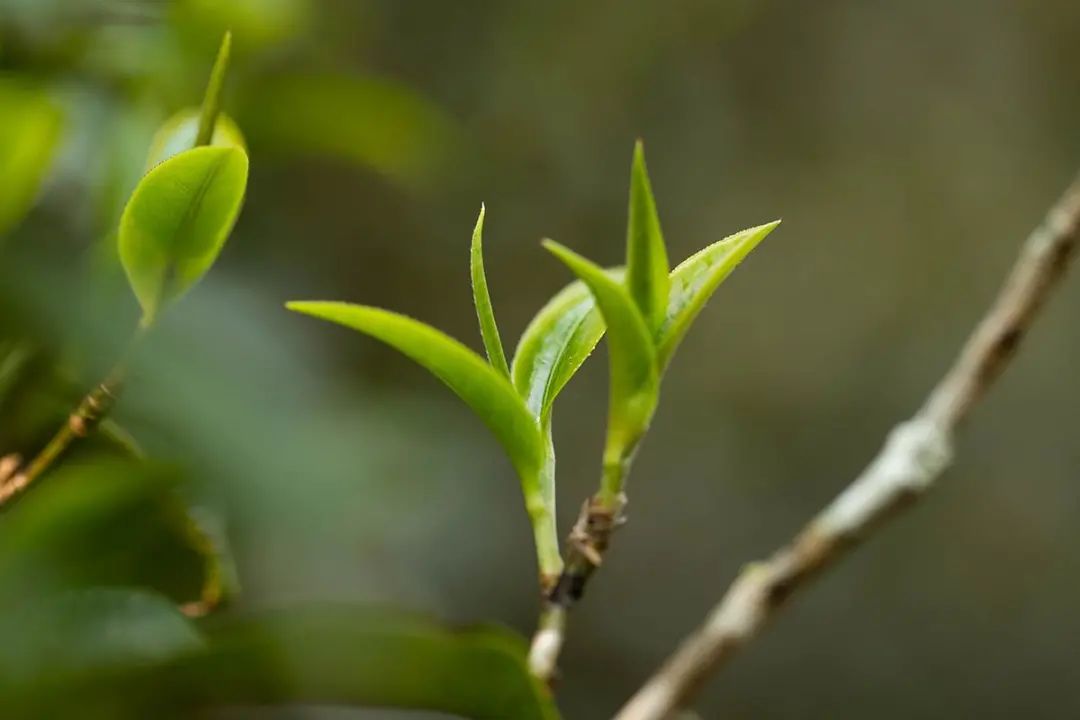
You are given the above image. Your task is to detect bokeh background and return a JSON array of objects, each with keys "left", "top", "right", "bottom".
[{"left": 3, "top": 1, "right": 1080, "bottom": 717}]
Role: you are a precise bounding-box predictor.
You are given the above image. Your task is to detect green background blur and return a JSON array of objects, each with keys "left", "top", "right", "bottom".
[{"left": 3, "top": 1, "right": 1080, "bottom": 717}]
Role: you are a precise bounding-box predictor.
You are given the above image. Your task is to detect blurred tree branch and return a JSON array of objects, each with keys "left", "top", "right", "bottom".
[{"left": 615, "top": 169, "right": 1080, "bottom": 720}]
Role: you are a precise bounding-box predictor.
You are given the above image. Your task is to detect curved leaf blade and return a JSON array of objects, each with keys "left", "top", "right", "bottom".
[
  {"left": 511, "top": 278, "right": 606, "bottom": 422},
  {"left": 658, "top": 220, "right": 779, "bottom": 368},
  {"left": 284, "top": 303, "right": 544, "bottom": 492},
  {"left": 285, "top": 301, "right": 562, "bottom": 579},
  {"left": 626, "top": 141, "right": 669, "bottom": 333},
  {"left": 119, "top": 146, "right": 249, "bottom": 325},
  {"left": 542, "top": 242, "right": 658, "bottom": 480},
  {"left": 470, "top": 204, "right": 511, "bottom": 379},
  {"left": 0, "top": 80, "right": 63, "bottom": 238}
]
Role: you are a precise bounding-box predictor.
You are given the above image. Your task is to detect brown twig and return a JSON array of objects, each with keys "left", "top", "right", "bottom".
[
  {"left": 0, "top": 371, "right": 125, "bottom": 507},
  {"left": 615, "top": 170, "right": 1080, "bottom": 720},
  {"left": 530, "top": 494, "right": 627, "bottom": 680}
]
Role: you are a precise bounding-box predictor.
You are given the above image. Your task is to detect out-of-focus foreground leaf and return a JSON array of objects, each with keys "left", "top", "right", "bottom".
[
  {"left": 0, "top": 461, "right": 206, "bottom": 606},
  {"left": 658, "top": 220, "right": 779, "bottom": 368},
  {"left": 186, "top": 607, "right": 559, "bottom": 719},
  {"left": 0, "top": 588, "right": 203, "bottom": 686},
  {"left": 119, "top": 145, "right": 249, "bottom": 324},
  {"left": 0, "top": 79, "right": 63, "bottom": 238},
  {"left": 7, "top": 606, "right": 559, "bottom": 720}
]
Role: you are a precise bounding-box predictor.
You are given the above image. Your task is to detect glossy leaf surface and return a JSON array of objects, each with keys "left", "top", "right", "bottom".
[
  {"left": 511, "top": 278, "right": 606, "bottom": 423},
  {"left": 543, "top": 242, "right": 658, "bottom": 470},
  {"left": 119, "top": 146, "right": 249, "bottom": 324},
  {"left": 658, "top": 220, "right": 779, "bottom": 368},
  {"left": 625, "top": 141, "right": 669, "bottom": 333},
  {"left": 285, "top": 302, "right": 544, "bottom": 494},
  {"left": 470, "top": 205, "right": 511, "bottom": 378}
]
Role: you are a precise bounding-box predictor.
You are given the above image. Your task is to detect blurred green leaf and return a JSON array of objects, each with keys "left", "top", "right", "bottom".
[
  {"left": 8, "top": 606, "right": 559, "bottom": 720},
  {"left": 0, "top": 79, "right": 63, "bottom": 238},
  {"left": 626, "top": 141, "right": 669, "bottom": 334},
  {"left": 470, "top": 204, "right": 511, "bottom": 379},
  {"left": 511, "top": 278, "right": 607, "bottom": 424},
  {"left": 0, "top": 588, "right": 203, "bottom": 684},
  {"left": 172, "top": 0, "right": 312, "bottom": 56},
  {"left": 183, "top": 607, "right": 560, "bottom": 719},
  {"left": 0, "top": 462, "right": 206, "bottom": 605},
  {"left": 241, "top": 72, "right": 455, "bottom": 186},
  {"left": 542, "top": 242, "right": 658, "bottom": 499},
  {"left": 195, "top": 31, "right": 232, "bottom": 147},
  {"left": 659, "top": 220, "right": 779, "bottom": 369},
  {"left": 119, "top": 146, "right": 249, "bottom": 325},
  {"left": 144, "top": 109, "right": 246, "bottom": 170}
]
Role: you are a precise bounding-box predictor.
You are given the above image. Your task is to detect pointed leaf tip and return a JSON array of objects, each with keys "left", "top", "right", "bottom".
[
  {"left": 195, "top": 31, "right": 233, "bottom": 148},
  {"left": 470, "top": 205, "right": 511, "bottom": 379},
  {"left": 658, "top": 220, "right": 779, "bottom": 368},
  {"left": 626, "top": 142, "right": 669, "bottom": 334}
]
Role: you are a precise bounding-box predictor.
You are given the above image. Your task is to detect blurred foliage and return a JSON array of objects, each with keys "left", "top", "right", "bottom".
[
  {"left": 0, "top": 1, "right": 543, "bottom": 717},
  {"left": 2, "top": 0, "right": 1080, "bottom": 718},
  {"left": 0, "top": 78, "right": 62, "bottom": 237}
]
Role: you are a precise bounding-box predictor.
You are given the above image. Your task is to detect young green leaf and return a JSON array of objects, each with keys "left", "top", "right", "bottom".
[
  {"left": 625, "top": 140, "right": 669, "bottom": 333},
  {"left": 119, "top": 146, "right": 249, "bottom": 325},
  {"left": 0, "top": 80, "right": 63, "bottom": 238},
  {"left": 285, "top": 301, "right": 562, "bottom": 580},
  {"left": 145, "top": 109, "right": 246, "bottom": 170},
  {"left": 543, "top": 242, "right": 658, "bottom": 502},
  {"left": 658, "top": 220, "right": 779, "bottom": 368},
  {"left": 469, "top": 204, "right": 511, "bottom": 379},
  {"left": 195, "top": 31, "right": 232, "bottom": 148},
  {"left": 287, "top": 301, "right": 543, "bottom": 484},
  {"left": 511, "top": 278, "right": 606, "bottom": 423}
]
